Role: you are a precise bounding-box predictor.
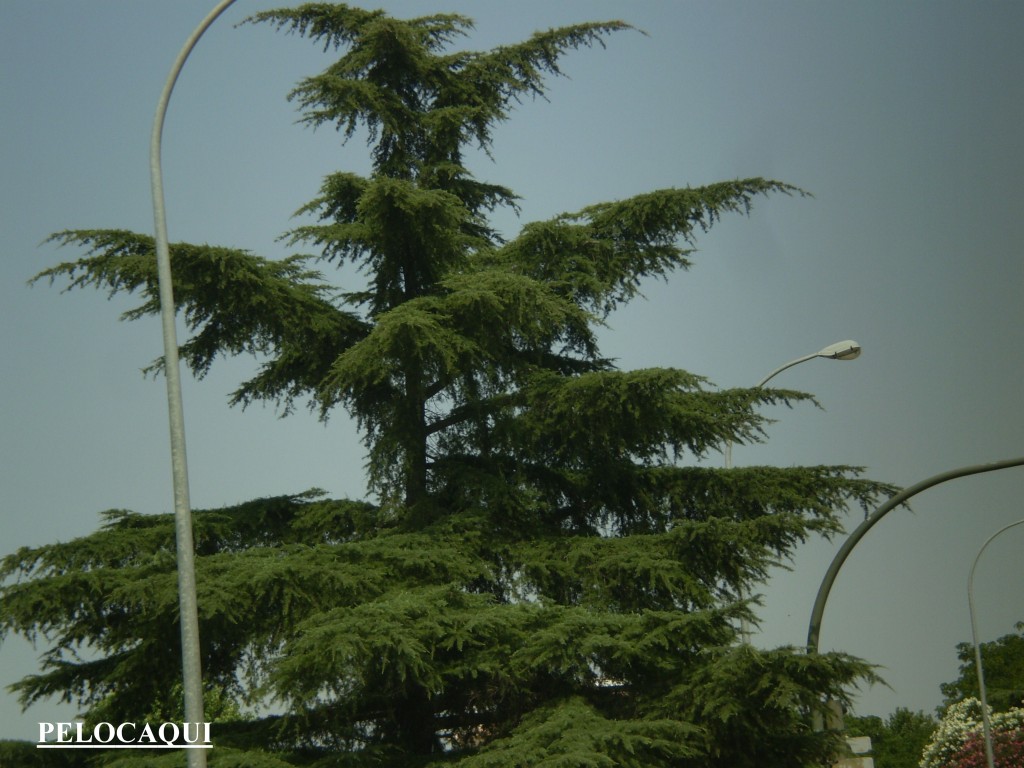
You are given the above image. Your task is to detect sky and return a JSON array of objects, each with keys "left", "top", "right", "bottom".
[{"left": 2, "top": 0, "right": 1023, "bottom": 742}]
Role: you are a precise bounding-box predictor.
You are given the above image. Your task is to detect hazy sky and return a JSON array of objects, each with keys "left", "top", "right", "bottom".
[{"left": 2, "top": 0, "right": 1022, "bottom": 741}]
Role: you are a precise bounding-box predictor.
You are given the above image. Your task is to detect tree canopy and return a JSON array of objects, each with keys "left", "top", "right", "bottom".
[
  {"left": 940, "top": 623, "right": 1024, "bottom": 714},
  {"left": 2, "top": 4, "right": 894, "bottom": 766},
  {"left": 846, "top": 708, "right": 937, "bottom": 768}
]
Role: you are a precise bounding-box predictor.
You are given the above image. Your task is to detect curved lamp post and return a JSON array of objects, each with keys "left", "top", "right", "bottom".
[
  {"left": 730, "top": 340, "right": 862, "bottom": 641},
  {"left": 151, "top": 1, "right": 238, "bottom": 764},
  {"left": 806, "top": 457, "right": 1024, "bottom": 731},
  {"left": 968, "top": 517, "right": 1024, "bottom": 768}
]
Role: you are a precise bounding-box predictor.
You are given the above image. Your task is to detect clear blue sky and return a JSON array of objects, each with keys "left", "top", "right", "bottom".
[{"left": 2, "top": 0, "right": 1022, "bottom": 740}]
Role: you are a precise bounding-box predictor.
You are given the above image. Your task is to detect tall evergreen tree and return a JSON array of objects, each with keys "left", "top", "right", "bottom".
[{"left": 2, "top": 5, "right": 893, "bottom": 766}]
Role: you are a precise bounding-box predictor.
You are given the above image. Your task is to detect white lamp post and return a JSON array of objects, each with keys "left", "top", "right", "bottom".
[
  {"left": 730, "top": 340, "right": 862, "bottom": 642},
  {"left": 151, "top": 2, "right": 239, "bottom": 765}
]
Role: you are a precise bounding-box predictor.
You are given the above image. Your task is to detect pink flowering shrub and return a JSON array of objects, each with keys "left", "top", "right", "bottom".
[
  {"left": 949, "top": 726, "right": 1024, "bottom": 768},
  {"left": 919, "top": 698, "right": 1024, "bottom": 768}
]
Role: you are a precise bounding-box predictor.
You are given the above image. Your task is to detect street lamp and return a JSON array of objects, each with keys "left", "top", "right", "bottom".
[
  {"left": 754, "top": 340, "right": 862, "bottom": 389},
  {"left": 726, "top": 340, "right": 861, "bottom": 469},
  {"left": 730, "top": 340, "right": 862, "bottom": 641},
  {"left": 968, "top": 517, "right": 1024, "bottom": 768},
  {"left": 151, "top": 2, "right": 239, "bottom": 765}
]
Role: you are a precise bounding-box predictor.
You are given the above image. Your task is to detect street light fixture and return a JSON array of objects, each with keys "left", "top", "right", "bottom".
[{"left": 754, "top": 340, "right": 861, "bottom": 389}]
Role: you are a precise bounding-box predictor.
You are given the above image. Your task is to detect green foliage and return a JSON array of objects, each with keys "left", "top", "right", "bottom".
[
  {"left": 454, "top": 696, "right": 700, "bottom": 768},
  {"left": 0, "top": 739, "right": 87, "bottom": 767},
  {"left": 846, "top": 708, "right": 937, "bottom": 768},
  {"left": 35, "top": 231, "right": 367, "bottom": 415},
  {"left": 4, "top": 3, "right": 898, "bottom": 766},
  {"left": 940, "top": 623, "right": 1024, "bottom": 713}
]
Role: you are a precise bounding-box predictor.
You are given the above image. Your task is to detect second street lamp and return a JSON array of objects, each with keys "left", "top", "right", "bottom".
[
  {"left": 968, "top": 517, "right": 1024, "bottom": 768},
  {"left": 806, "top": 457, "right": 1024, "bottom": 732}
]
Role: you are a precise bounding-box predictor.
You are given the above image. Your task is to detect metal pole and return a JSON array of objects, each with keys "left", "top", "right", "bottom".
[
  {"left": 805, "top": 457, "right": 1024, "bottom": 731},
  {"left": 968, "top": 517, "right": 1024, "bottom": 768},
  {"left": 151, "top": 2, "right": 238, "bottom": 764}
]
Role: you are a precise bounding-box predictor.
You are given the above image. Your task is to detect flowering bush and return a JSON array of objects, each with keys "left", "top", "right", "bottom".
[{"left": 919, "top": 698, "right": 1024, "bottom": 768}]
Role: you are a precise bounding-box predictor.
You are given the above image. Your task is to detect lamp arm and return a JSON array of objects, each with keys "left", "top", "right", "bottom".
[
  {"left": 755, "top": 353, "right": 819, "bottom": 389},
  {"left": 807, "top": 456, "right": 1024, "bottom": 657}
]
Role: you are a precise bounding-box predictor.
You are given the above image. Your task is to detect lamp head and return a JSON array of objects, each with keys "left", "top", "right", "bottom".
[{"left": 817, "top": 340, "right": 861, "bottom": 360}]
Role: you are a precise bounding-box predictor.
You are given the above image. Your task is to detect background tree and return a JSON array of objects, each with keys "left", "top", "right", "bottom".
[
  {"left": 1, "top": 4, "right": 894, "bottom": 766},
  {"left": 941, "top": 623, "right": 1024, "bottom": 713},
  {"left": 845, "top": 708, "right": 937, "bottom": 768}
]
